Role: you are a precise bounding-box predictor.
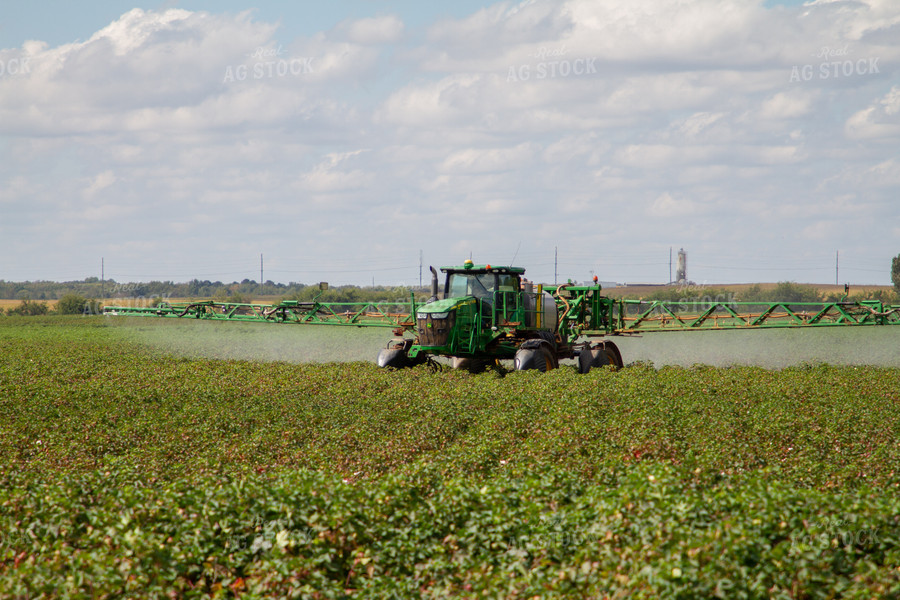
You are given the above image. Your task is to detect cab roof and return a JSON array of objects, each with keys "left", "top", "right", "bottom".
[{"left": 440, "top": 263, "right": 525, "bottom": 275}]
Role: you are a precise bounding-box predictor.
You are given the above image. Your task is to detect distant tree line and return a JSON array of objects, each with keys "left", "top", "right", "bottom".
[
  {"left": 0, "top": 278, "right": 308, "bottom": 301},
  {"left": 621, "top": 281, "right": 898, "bottom": 305},
  {"left": 893, "top": 254, "right": 900, "bottom": 295},
  {"left": 0, "top": 278, "right": 429, "bottom": 302}
]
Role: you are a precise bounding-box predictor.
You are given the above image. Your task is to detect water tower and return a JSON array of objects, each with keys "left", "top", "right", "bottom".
[{"left": 675, "top": 248, "right": 687, "bottom": 283}]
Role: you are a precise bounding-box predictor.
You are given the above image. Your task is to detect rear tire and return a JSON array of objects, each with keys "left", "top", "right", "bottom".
[
  {"left": 578, "top": 345, "right": 593, "bottom": 374},
  {"left": 590, "top": 347, "right": 610, "bottom": 368},
  {"left": 590, "top": 341, "right": 623, "bottom": 369}
]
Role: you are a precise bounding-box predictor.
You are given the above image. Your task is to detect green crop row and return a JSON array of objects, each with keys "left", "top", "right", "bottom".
[
  {"left": 2, "top": 318, "right": 899, "bottom": 488},
  {"left": 2, "top": 316, "right": 900, "bottom": 597},
  {"left": 2, "top": 465, "right": 900, "bottom": 599}
]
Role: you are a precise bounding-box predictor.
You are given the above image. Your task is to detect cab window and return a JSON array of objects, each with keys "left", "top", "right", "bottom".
[{"left": 447, "top": 273, "right": 495, "bottom": 300}]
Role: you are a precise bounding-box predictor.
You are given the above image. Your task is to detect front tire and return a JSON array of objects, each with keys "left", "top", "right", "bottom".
[
  {"left": 540, "top": 345, "right": 558, "bottom": 371},
  {"left": 377, "top": 347, "right": 409, "bottom": 368},
  {"left": 514, "top": 347, "right": 539, "bottom": 371},
  {"left": 514, "top": 344, "right": 555, "bottom": 372}
]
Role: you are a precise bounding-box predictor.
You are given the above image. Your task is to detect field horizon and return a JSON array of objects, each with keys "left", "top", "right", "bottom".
[{"left": 1, "top": 280, "right": 896, "bottom": 312}]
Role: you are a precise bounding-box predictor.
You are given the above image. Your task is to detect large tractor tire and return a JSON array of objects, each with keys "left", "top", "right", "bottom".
[
  {"left": 540, "top": 345, "right": 558, "bottom": 371},
  {"left": 376, "top": 339, "right": 426, "bottom": 369},
  {"left": 590, "top": 347, "right": 609, "bottom": 368},
  {"left": 577, "top": 344, "right": 594, "bottom": 374},
  {"left": 514, "top": 348, "right": 540, "bottom": 371},
  {"left": 514, "top": 343, "right": 557, "bottom": 372},
  {"left": 590, "top": 340, "right": 623, "bottom": 369},
  {"left": 377, "top": 347, "right": 410, "bottom": 369}
]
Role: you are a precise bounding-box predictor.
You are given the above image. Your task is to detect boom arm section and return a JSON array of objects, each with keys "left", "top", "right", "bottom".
[
  {"left": 103, "top": 297, "right": 417, "bottom": 329},
  {"left": 104, "top": 293, "right": 900, "bottom": 335},
  {"left": 613, "top": 299, "right": 900, "bottom": 333},
  {"left": 535, "top": 285, "right": 900, "bottom": 340}
]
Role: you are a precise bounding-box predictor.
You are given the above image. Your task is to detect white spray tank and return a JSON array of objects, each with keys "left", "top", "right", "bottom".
[{"left": 522, "top": 279, "right": 558, "bottom": 332}]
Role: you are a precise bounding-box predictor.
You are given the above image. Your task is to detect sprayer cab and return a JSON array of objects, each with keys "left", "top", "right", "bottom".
[
  {"left": 413, "top": 262, "right": 525, "bottom": 352},
  {"left": 407, "top": 261, "right": 566, "bottom": 362},
  {"left": 445, "top": 261, "right": 523, "bottom": 307}
]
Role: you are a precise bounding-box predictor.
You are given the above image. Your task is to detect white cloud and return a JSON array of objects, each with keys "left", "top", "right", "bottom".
[
  {"left": 1, "top": 2, "right": 899, "bottom": 286},
  {"left": 0, "top": 8, "right": 390, "bottom": 138},
  {"left": 674, "top": 112, "right": 725, "bottom": 139},
  {"left": 83, "top": 170, "right": 116, "bottom": 199},
  {"left": 759, "top": 91, "right": 815, "bottom": 119},
  {"left": 440, "top": 143, "right": 537, "bottom": 174},
  {"left": 802, "top": 0, "right": 900, "bottom": 41},
  {"left": 615, "top": 144, "right": 716, "bottom": 168},
  {"left": 84, "top": 8, "right": 194, "bottom": 55},
  {"left": 846, "top": 86, "right": 900, "bottom": 139},
  {"left": 337, "top": 15, "right": 404, "bottom": 45},
  {"left": 800, "top": 220, "right": 839, "bottom": 241},
  {"left": 0, "top": 176, "right": 36, "bottom": 205},
  {"left": 752, "top": 145, "right": 806, "bottom": 165},
  {"left": 648, "top": 192, "right": 697, "bottom": 218},
  {"left": 378, "top": 74, "right": 486, "bottom": 127}
]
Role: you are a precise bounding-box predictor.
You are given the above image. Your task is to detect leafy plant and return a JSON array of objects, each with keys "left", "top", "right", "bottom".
[
  {"left": 739, "top": 281, "right": 822, "bottom": 303},
  {"left": 5, "top": 299, "right": 49, "bottom": 316},
  {"left": 55, "top": 293, "right": 101, "bottom": 315},
  {"left": 892, "top": 254, "right": 900, "bottom": 294},
  {"left": 2, "top": 318, "right": 900, "bottom": 597}
]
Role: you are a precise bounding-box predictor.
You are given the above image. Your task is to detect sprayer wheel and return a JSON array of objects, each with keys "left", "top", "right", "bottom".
[
  {"left": 377, "top": 347, "right": 408, "bottom": 369},
  {"left": 514, "top": 348, "right": 538, "bottom": 371},
  {"left": 591, "top": 341, "right": 623, "bottom": 369},
  {"left": 590, "top": 347, "right": 610, "bottom": 368},
  {"left": 578, "top": 346, "right": 593, "bottom": 374},
  {"left": 540, "top": 345, "right": 558, "bottom": 371}
]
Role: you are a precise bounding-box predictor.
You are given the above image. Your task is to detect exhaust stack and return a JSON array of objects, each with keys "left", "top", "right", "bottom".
[{"left": 429, "top": 266, "right": 439, "bottom": 302}]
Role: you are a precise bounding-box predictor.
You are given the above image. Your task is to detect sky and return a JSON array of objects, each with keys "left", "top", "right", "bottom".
[{"left": 1, "top": 0, "right": 898, "bottom": 287}]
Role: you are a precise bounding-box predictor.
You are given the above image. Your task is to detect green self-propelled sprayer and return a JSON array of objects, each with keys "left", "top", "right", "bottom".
[
  {"left": 103, "top": 259, "right": 900, "bottom": 372},
  {"left": 385, "top": 260, "right": 622, "bottom": 372}
]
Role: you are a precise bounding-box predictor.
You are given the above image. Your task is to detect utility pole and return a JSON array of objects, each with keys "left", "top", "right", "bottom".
[
  {"left": 554, "top": 246, "right": 558, "bottom": 284},
  {"left": 419, "top": 249, "right": 423, "bottom": 288},
  {"left": 260, "top": 253, "right": 264, "bottom": 285},
  {"left": 669, "top": 247, "right": 672, "bottom": 284},
  {"left": 835, "top": 250, "right": 839, "bottom": 286},
  {"left": 101, "top": 257, "right": 104, "bottom": 299}
]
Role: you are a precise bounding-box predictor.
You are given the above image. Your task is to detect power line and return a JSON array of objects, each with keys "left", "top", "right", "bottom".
[
  {"left": 270, "top": 265, "right": 417, "bottom": 274},
  {"left": 693, "top": 264, "right": 832, "bottom": 271}
]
